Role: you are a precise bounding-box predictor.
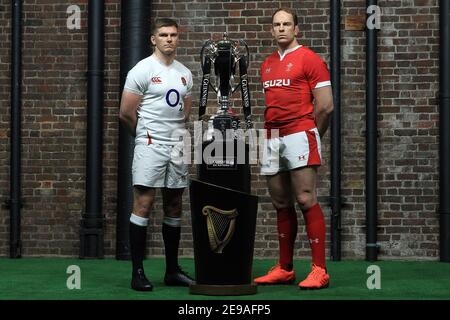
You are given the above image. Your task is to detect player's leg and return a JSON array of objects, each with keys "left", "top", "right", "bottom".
[
  {"left": 268, "top": 172, "right": 298, "bottom": 272},
  {"left": 130, "top": 185, "right": 156, "bottom": 291},
  {"left": 161, "top": 187, "right": 194, "bottom": 286},
  {"left": 254, "top": 171, "right": 297, "bottom": 285},
  {"left": 130, "top": 143, "right": 168, "bottom": 291},
  {"left": 290, "top": 166, "right": 324, "bottom": 267},
  {"left": 290, "top": 166, "right": 329, "bottom": 289},
  {"left": 281, "top": 128, "right": 329, "bottom": 289},
  {"left": 160, "top": 144, "right": 194, "bottom": 286}
]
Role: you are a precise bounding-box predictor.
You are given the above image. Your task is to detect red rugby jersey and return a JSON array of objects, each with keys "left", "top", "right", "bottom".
[{"left": 260, "top": 45, "right": 331, "bottom": 137}]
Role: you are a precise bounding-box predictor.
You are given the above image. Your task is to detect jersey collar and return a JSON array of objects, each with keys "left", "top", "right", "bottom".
[
  {"left": 151, "top": 53, "right": 175, "bottom": 67},
  {"left": 278, "top": 45, "right": 302, "bottom": 61}
]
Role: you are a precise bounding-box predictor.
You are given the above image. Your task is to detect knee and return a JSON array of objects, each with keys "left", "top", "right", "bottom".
[
  {"left": 296, "top": 191, "right": 316, "bottom": 211},
  {"left": 163, "top": 199, "right": 182, "bottom": 217},
  {"left": 271, "top": 196, "right": 294, "bottom": 210},
  {"left": 134, "top": 197, "right": 154, "bottom": 217}
]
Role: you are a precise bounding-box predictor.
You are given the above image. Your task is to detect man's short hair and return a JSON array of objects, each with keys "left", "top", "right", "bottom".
[
  {"left": 271, "top": 8, "right": 298, "bottom": 27},
  {"left": 151, "top": 18, "right": 178, "bottom": 35}
]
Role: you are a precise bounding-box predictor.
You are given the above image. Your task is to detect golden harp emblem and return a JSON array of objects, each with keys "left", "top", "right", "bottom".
[{"left": 202, "top": 205, "right": 239, "bottom": 253}]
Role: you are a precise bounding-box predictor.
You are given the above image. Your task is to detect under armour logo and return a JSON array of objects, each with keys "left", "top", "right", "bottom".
[
  {"left": 265, "top": 68, "right": 271, "bottom": 73},
  {"left": 280, "top": 233, "right": 286, "bottom": 238},
  {"left": 309, "top": 238, "right": 319, "bottom": 244},
  {"left": 286, "top": 63, "right": 293, "bottom": 72},
  {"left": 299, "top": 154, "right": 306, "bottom": 161}
]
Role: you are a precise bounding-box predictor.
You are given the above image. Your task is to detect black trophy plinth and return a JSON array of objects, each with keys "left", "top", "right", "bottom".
[
  {"left": 191, "top": 33, "right": 256, "bottom": 295},
  {"left": 189, "top": 177, "right": 258, "bottom": 295}
]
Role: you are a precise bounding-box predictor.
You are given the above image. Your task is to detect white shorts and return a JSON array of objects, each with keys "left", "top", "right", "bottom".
[
  {"left": 260, "top": 128, "right": 322, "bottom": 176},
  {"left": 132, "top": 143, "right": 188, "bottom": 188}
]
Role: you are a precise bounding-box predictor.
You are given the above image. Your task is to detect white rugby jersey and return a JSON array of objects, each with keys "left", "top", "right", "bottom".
[{"left": 124, "top": 54, "right": 193, "bottom": 145}]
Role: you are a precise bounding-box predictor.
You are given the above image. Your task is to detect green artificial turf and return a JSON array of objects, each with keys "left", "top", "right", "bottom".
[{"left": 0, "top": 257, "right": 449, "bottom": 300}]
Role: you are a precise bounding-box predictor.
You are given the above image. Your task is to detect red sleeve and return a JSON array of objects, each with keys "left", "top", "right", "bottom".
[{"left": 303, "top": 51, "right": 331, "bottom": 90}]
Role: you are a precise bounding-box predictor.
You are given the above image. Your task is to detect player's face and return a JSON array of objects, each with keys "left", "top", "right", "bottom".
[
  {"left": 151, "top": 26, "right": 179, "bottom": 56},
  {"left": 271, "top": 11, "right": 299, "bottom": 48}
]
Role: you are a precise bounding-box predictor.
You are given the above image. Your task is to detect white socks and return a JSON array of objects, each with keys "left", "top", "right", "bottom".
[
  {"left": 130, "top": 213, "right": 149, "bottom": 227},
  {"left": 163, "top": 216, "right": 181, "bottom": 227}
]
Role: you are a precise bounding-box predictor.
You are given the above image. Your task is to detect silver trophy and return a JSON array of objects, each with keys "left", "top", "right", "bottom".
[
  {"left": 198, "top": 32, "right": 252, "bottom": 141},
  {"left": 191, "top": 35, "right": 257, "bottom": 297}
]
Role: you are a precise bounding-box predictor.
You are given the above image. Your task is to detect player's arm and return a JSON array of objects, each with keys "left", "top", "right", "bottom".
[
  {"left": 183, "top": 95, "right": 193, "bottom": 121},
  {"left": 119, "top": 90, "right": 142, "bottom": 137},
  {"left": 312, "top": 85, "right": 333, "bottom": 138}
]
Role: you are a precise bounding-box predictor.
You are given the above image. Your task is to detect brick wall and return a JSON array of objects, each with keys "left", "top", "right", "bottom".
[{"left": 0, "top": 0, "right": 440, "bottom": 260}]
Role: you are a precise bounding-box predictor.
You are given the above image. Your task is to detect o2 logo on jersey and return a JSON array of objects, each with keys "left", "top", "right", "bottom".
[{"left": 166, "top": 89, "right": 182, "bottom": 110}]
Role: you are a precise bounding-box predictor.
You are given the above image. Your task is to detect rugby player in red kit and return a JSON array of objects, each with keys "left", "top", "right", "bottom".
[{"left": 254, "top": 8, "right": 334, "bottom": 290}]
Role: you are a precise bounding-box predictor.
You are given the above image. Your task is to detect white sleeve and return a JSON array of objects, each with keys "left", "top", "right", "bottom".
[
  {"left": 185, "top": 70, "right": 193, "bottom": 97},
  {"left": 124, "top": 64, "right": 148, "bottom": 96}
]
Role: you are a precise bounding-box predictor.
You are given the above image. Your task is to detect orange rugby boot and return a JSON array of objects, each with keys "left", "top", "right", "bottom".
[
  {"left": 298, "top": 264, "right": 330, "bottom": 290},
  {"left": 254, "top": 264, "right": 296, "bottom": 285}
]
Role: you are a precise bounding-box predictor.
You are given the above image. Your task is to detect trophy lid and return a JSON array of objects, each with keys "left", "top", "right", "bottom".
[{"left": 218, "top": 32, "right": 232, "bottom": 47}]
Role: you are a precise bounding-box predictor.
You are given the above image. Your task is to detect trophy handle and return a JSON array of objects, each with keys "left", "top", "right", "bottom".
[
  {"left": 199, "top": 41, "right": 217, "bottom": 120},
  {"left": 231, "top": 40, "right": 250, "bottom": 94},
  {"left": 198, "top": 36, "right": 252, "bottom": 129},
  {"left": 231, "top": 40, "right": 252, "bottom": 128},
  {"left": 238, "top": 56, "right": 252, "bottom": 129}
]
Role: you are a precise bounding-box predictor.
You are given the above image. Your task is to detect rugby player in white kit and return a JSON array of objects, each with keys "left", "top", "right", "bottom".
[{"left": 119, "top": 18, "right": 194, "bottom": 291}]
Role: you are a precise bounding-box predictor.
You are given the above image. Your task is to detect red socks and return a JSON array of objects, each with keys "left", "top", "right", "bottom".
[
  {"left": 276, "top": 207, "right": 298, "bottom": 271},
  {"left": 303, "top": 203, "right": 326, "bottom": 268},
  {"left": 276, "top": 204, "right": 326, "bottom": 270}
]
